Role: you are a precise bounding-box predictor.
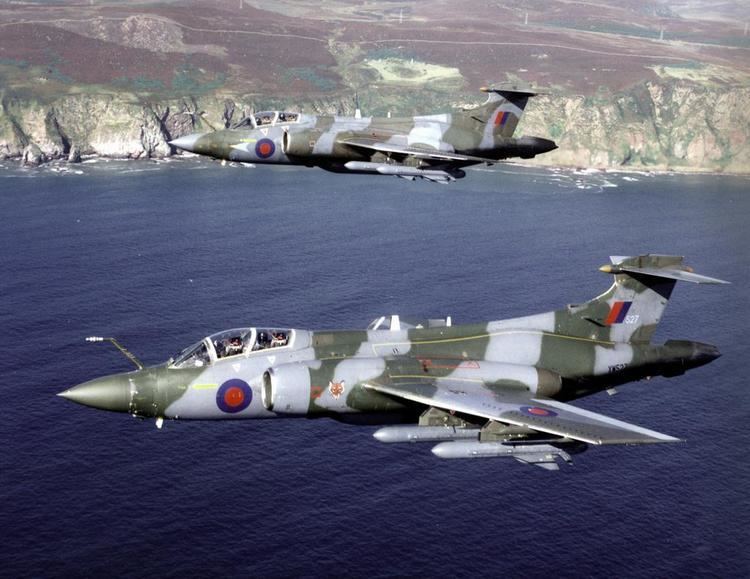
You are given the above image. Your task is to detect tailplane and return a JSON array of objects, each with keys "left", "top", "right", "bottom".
[{"left": 557, "top": 255, "right": 728, "bottom": 344}]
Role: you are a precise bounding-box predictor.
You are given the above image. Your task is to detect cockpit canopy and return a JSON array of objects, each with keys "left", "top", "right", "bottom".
[
  {"left": 231, "top": 111, "right": 301, "bottom": 129},
  {"left": 256, "top": 111, "right": 300, "bottom": 126},
  {"left": 170, "top": 327, "right": 293, "bottom": 368}
]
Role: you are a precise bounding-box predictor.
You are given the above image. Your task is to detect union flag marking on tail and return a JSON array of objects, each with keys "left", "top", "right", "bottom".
[{"left": 605, "top": 301, "right": 633, "bottom": 325}]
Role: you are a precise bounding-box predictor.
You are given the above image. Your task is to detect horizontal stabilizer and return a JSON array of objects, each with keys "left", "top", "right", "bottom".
[
  {"left": 601, "top": 262, "right": 729, "bottom": 285},
  {"left": 480, "top": 86, "right": 538, "bottom": 98}
]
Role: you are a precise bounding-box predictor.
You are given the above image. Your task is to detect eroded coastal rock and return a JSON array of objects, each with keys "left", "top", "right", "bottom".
[
  {"left": 1, "top": 82, "right": 748, "bottom": 172},
  {"left": 517, "top": 83, "right": 750, "bottom": 173},
  {"left": 68, "top": 145, "right": 82, "bottom": 163},
  {"left": 21, "top": 143, "right": 46, "bottom": 166}
]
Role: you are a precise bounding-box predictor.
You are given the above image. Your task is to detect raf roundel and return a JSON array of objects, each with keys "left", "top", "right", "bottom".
[
  {"left": 255, "top": 138, "right": 276, "bottom": 159},
  {"left": 216, "top": 379, "right": 253, "bottom": 414},
  {"left": 520, "top": 405, "right": 558, "bottom": 418}
]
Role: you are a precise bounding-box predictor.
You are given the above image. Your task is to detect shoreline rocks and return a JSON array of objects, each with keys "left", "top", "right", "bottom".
[{"left": 2, "top": 82, "right": 748, "bottom": 173}]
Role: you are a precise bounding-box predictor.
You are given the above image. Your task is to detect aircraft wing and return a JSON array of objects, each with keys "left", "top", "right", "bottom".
[
  {"left": 338, "top": 137, "right": 498, "bottom": 164},
  {"left": 363, "top": 378, "right": 680, "bottom": 445}
]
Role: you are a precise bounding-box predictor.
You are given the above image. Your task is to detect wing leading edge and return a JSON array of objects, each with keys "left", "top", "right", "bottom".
[{"left": 363, "top": 378, "right": 680, "bottom": 446}]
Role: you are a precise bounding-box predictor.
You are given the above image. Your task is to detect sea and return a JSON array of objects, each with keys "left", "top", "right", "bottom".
[{"left": 1, "top": 159, "right": 748, "bottom": 578}]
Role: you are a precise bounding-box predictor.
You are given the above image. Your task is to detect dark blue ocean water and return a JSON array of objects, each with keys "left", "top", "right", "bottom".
[{"left": 1, "top": 160, "right": 748, "bottom": 577}]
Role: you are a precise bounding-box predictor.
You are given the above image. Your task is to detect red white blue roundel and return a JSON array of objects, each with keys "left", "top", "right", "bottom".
[
  {"left": 520, "top": 405, "right": 558, "bottom": 417},
  {"left": 255, "top": 138, "right": 276, "bottom": 159},
  {"left": 216, "top": 379, "right": 253, "bottom": 413}
]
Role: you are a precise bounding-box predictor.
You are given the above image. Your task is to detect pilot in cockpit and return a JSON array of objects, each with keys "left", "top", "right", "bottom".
[
  {"left": 255, "top": 112, "right": 275, "bottom": 126},
  {"left": 225, "top": 336, "right": 243, "bottom": 356}
]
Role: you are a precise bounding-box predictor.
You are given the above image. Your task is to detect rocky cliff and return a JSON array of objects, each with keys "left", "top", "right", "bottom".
[
  {"left": 1, "top": 82, "right": 748, "bottom": 173},
  {"left": 518, "top": 83, "right": 750, "bottom": 173}
]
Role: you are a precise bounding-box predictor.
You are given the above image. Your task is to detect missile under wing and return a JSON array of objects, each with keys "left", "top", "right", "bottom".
[
  {"left": 169, "top": 87, "right": 557, "bottom": 183},
  {"left": 59, "top": 255, "right": 727, "bottom": 470}
]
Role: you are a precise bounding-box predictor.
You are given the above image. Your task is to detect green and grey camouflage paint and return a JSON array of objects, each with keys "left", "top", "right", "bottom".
[
  {"left": 169, "top": 88, "right": 557, "bottom": 183},
  {"left": 59, "top": 255, "right": 727, "bottom": 469}
]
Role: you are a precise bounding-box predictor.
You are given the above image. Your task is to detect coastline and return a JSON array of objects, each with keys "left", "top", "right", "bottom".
[
  {"left": 507, "top": 160, "right": 750, "bottom": 179},
  {"left": 2, "top": 154, "right": 748, "bottom": 181},
  {"left": 2, "top": 82, "right": 749, "bottom": 176}
]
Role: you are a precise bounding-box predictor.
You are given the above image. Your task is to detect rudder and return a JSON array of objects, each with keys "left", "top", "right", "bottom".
[{"left": 556, "top": 255, "right": 728, "bottom": 344}]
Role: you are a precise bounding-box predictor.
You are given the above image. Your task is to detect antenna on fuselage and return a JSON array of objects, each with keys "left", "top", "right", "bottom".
[{"left": 354, "top": 92, "right": 362, "bottom": 119}]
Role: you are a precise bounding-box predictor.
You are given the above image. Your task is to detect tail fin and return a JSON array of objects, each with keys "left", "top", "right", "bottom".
[
  {"left": 457, "top": 87, "right": 537, "bottom": 140},
  {"left": 558, "top": 255, "right": 728, "bottom": 344}
]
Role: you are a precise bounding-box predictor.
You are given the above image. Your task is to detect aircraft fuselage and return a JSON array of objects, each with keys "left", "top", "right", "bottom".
[{"left": 63, "top": 319, "right": 718, "bottom": 422}]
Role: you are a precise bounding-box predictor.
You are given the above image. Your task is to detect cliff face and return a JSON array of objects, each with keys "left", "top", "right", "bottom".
[
  {"left": 519, "top": 83, "right": 750, "bottom": 173},
  {"left": 0, "top": 94, "right": 186, "bottom": 161},
  {"left": 1, "top": 82, "right": 748, "bottom": 173},
  {"left": 0, "top": 92, "right": 355, "bottom": 164}
]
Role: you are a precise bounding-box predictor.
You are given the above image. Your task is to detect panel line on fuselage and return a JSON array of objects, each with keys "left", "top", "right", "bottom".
[{"left": 369, "top": 329, "right": 615, "bottom": 352}]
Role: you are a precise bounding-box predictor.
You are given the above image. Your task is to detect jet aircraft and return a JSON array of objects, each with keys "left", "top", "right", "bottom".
[
  {"left": 168, "top": 88, "right": 557, "bottom": 183},
  {"left": 59, "top": 255, "right": 727, "bottom": 470}
]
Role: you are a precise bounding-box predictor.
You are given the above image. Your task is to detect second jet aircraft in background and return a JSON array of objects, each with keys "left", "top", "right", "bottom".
[{"left": 169, "top": 87, "right": 557, "bottom": 183}]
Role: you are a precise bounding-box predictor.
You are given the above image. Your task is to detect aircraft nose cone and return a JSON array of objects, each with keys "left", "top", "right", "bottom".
[
  {"left": 58, "top": 374, "right": 132, "bottom": 413},
  {"left": 169, "top": 133, "right": 203, "bottom": 153}
]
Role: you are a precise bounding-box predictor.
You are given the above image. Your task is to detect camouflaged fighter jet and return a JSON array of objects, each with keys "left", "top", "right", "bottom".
[
  {"left": 59, "top": 255, "right": 727, "bottom": 470},
  {"left": 168, "top": 88, "right": 557, "bottom": 183}
]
